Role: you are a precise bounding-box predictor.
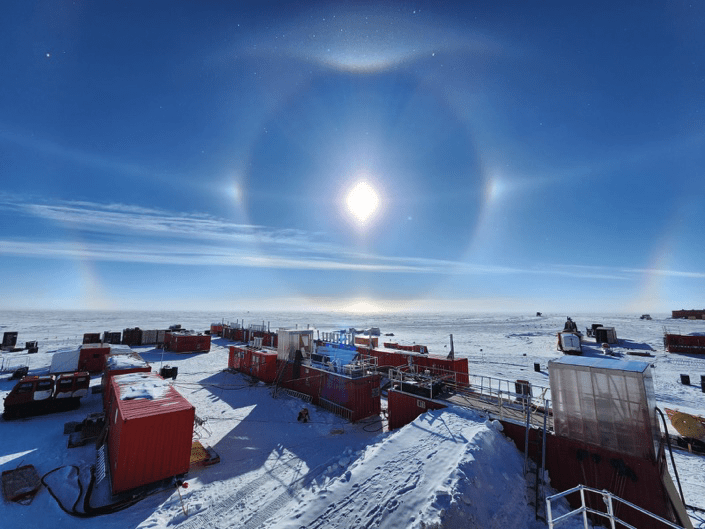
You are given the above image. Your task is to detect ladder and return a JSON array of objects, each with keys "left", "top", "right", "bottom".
[
  {"left": 272, "top": 360, "right": 288, "bottom": 396},
  {"left": 524, "top": 401, "right": 548, "bottom": 521}
]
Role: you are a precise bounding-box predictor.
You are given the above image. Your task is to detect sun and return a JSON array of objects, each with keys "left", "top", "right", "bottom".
[{"left": 346, "top": 181, "right": 379, "bottom": 224}]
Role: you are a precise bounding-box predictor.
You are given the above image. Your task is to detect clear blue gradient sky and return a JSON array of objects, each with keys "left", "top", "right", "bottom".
[{"left": 1, "top": 2, "right": 703, "bottom": 313}]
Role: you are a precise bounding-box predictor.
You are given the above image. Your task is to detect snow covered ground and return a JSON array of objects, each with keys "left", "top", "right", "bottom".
[{"left": 1, "top": 311, "right": 705, "bottom": 528}]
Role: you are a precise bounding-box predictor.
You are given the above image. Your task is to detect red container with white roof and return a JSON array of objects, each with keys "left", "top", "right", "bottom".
[
  {"left": 107, "top": 372, "right": 195, "bottom": 494},
  {"left": 77, "top": 344, "right": 112, "bottom": 373},
  {"left": 102, "top": 352, "right": 151, "bottom": 411},
  {"left": 228, "top": 345, "right": 278, "bottom": 383}
]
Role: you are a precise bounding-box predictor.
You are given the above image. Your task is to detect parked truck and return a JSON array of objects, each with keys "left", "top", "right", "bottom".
[{"left": 3, "top": 372, "right": 90, "bottom": 419}]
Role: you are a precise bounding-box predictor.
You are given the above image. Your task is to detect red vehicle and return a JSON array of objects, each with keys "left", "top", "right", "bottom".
[{"left": 3, "top": 372, "right": 90, "bottom": 419}]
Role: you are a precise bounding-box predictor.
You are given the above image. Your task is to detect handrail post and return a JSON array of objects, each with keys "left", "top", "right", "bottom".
[
  {"left": 546, "top": 496, "right": 554, "bottom": 529},
  {"left": 523, "top": 400, "right": 531, "bottom": 475},
  {"left": 603, "top": 491, "right": 616, "bottom": 529},
  {"left": 580, "top": 486, "right": 589, "bottom": 529}
]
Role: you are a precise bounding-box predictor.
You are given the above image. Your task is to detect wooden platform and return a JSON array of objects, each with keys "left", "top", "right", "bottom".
[{"left": 190, "top": 440, "right": 220, "bottom": 468}]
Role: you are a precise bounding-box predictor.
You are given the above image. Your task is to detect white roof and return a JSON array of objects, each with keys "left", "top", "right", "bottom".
[{"left": 549, "top": 355, "right": 649, "bottom": 373}]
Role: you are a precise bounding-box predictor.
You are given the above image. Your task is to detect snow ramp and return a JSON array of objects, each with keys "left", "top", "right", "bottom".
[{"left": 273, "top": 407, "right": 534, "bottom": 529}]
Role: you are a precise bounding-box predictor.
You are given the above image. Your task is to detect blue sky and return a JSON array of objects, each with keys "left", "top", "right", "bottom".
[{"left": 1, "top": 1, "right": 703, "bottom": 313}]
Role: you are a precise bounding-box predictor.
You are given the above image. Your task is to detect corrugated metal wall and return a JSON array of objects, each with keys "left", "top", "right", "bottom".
[
  {"left": 77, "top": 345, "right": 111, "bottom": 373},
  {"left": 387, "top": 389, "right": 447, "bottom": 430},
  {"left": 107, "top": 373, "right": 194, "bottom": 494}
]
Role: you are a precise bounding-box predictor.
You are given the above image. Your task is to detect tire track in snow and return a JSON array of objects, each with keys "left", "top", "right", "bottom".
[
  {"left": 303, "top": 460, "right": 424, "bottom": 528},
  {"left": 301, "top": 440, "right": 435, "bottom": 529},
  {"left": 178, "top": 453, "right": 310, "bottom": 529}
]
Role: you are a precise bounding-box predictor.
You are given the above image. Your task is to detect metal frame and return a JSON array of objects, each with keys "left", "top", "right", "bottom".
[
  {"left": 318, "top": 397, "right": 353, "bottom": 421},
  {"left": 0, "top": 355, "right": 30, "bottom": 373},
  {"left": 546, "top": 485, "right": 686, "bottom": 529}
]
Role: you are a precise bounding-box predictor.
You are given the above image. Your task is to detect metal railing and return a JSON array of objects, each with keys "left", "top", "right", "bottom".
[
  {"left": 546, "top": 485, "right": 686, "bottom": 529},
  {"left": 318, "top": 398, "right": 353, "bottom": 421},
  {"left": 450, "top": 373, "right": 551, "bottom": 428},
  {"left": 281, "top": 388, "right": 313, "bottom": 403},
  {"left": 0, "top": 355, "right": 30, "bottom": 373},
  {"left": 468, "top": 374, "right": 550, "bottom": 408},
  {"left": 319, "top": 331, "right": 356, "bottom": 345},
  {"left": 308, "top": 353, "right": 378, "bottom": 378},
  {"left": 388, "top": 367, "right": 444, "bottom": 399}
]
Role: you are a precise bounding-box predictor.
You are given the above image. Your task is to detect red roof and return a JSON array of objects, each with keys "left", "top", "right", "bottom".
[{"left": 111, "top": 372, "right": 193, "bottom": 419}]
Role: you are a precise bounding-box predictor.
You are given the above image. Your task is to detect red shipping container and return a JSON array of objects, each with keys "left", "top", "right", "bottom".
[
  {"left": 414, "top": 355, "right": 470, "bottom": 386},
  {"left": 251, "top": 350, "right": 278, "bottom": 383},
  {"left": 107, "top": 372, "right": 194, "bottom": 494},
  {"left": 354, "top": 336, "right": 378, "bottom": 348},
  {"left": 83, "top": 333, "right": 101, "bottom": 344},
  {"left": 359, "top": 346, "right": 469, "bottom": 386},
  {"left": 228, "top": 345, "right": 244, "bottom": 371},
  {"left": 388, "top": 389, "right": 447, "bottom": 430},
  {"left": 228, "top": 346, "right": 279, "bottom": 383},
  {"left": 102, "top": 353, "right": 151, "bottom": 411},
  {"left": 278, "top": 362, "right": 381, "bottom": 422},
  {"left": 357, "top": 346, "right": 408, "bottom": 369},
  {"left": 78, "top": 344, "right": 111, "bottom": 374},
  {"left": 165, "top": 332, "right": 211, "bottom": 353}
]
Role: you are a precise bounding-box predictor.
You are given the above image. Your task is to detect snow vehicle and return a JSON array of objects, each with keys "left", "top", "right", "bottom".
[{"left": 3, "top": 371, "right": 90, "bottom": 419}]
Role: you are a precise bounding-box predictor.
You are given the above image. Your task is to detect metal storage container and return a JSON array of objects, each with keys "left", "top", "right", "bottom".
[
  {"left": 594, "top": 326, "right": 618, "bottom": 344},
  {"left": 83, "top": 333, "right": 101, "bottom": 345},
  {"left": 279, "top": 363, "right": 381, "bottom": 422},
  {"left": 2, "top": 332, "right": 18, "bottom": 348},
  {"left": 388, "top": 388, "right": 447, "bottom": 430},
  {"left": 228, "top": 345, "right": 244, "bottom": 370},
  {"left": 107, "top": 372, "right": 195, "bottom": 494},
  {"left": 140, "top": 329, "right": 158, "bottom": 345},
  {"left": 121, "top": 328, "right": 143, "bottom": 346},
  {"left": 78, "top": 345, "right": 112, "bottom": 373},
  {"left": 164, "top": 332, "right": 211, "bottom": 353},
  {"left": 227, "top": 346, "right": 278, "bottom": 383},
  {"left": 102, "top": 353, "right": 151, "bottom": 411},
  {"left": 103, "top": 331, "right": 122, "bottom": 345}
]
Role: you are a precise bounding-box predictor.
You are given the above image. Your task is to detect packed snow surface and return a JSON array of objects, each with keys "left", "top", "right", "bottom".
[
  {"left": 1, "top": 310, "right": 705, "bottom": 529},
  {"left": 115, "top": 372, "right": 170, "bottom": 401}
]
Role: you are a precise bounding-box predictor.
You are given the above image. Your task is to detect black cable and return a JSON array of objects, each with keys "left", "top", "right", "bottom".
[
  {"left": 40, "top": 464, "right": 164, "bottom": 517},
  {"left": 655, "top": 406, "right": 686, "bottom": 507}
]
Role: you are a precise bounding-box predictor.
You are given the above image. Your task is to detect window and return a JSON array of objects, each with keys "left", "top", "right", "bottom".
[
  {"left": 36, "top": 380, "right": 53, "bottom": 391},
  {"left": 17, "top": 383, "right": 34, "bottom": 394}
]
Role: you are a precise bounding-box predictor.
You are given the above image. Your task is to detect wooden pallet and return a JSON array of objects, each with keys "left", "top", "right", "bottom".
[{"left": 190, "top": 440, "right": 220, "bottom": 468}]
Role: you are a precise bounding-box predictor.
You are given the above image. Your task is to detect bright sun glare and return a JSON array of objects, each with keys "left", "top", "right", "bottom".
[{"left": 346, "top": 181, "right": 379, "bottom": 224}]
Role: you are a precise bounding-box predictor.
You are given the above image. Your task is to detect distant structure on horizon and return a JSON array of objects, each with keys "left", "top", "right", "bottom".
[{"left": 672, "top": 309, "right": 705, "bottom": 320}]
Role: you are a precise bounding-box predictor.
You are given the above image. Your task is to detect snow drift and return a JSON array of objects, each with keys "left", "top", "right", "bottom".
[{"left": 273, "top": 408, "right": 533, "bottom": 529}]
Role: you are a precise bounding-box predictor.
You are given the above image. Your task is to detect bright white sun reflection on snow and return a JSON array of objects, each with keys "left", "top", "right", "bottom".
[{"left": 346, "top": 181, "right": 379, "bottom": 224}]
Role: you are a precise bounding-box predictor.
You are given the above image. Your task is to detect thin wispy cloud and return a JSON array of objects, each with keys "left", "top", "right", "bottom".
[
  {"left": 0, "top": 128, "right": 153, "bottom": 179},
  {"left": 1, "top": 196, "right": 703, "bottom": 281}
]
